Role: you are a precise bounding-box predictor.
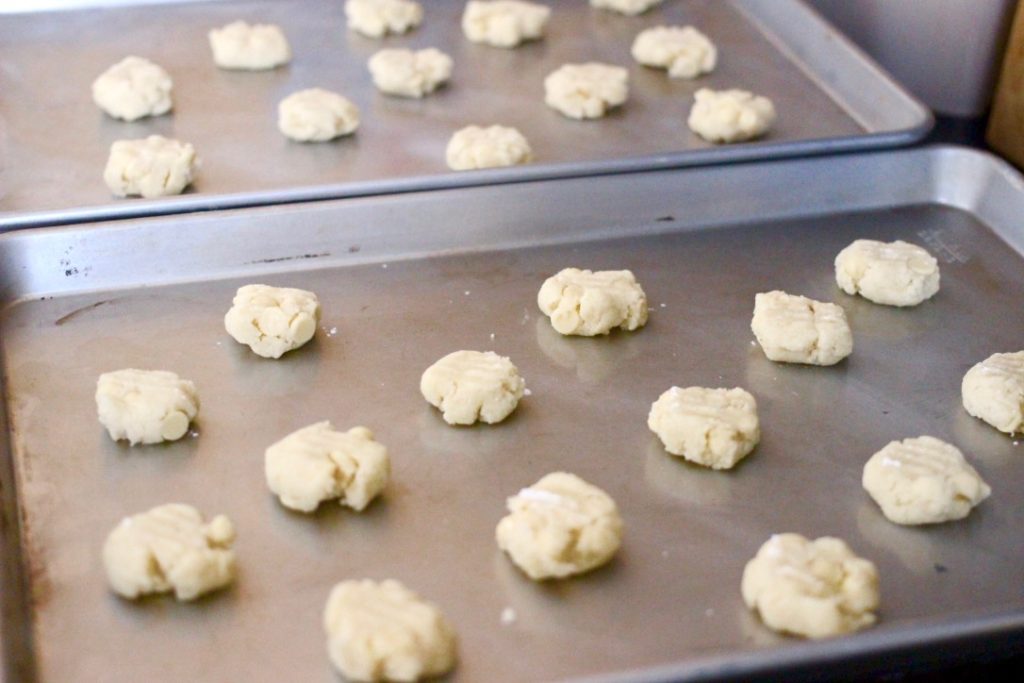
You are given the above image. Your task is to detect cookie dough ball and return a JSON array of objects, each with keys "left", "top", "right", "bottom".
[
  {"left": 208, "top": 20, "right": 291, "bottom": 70},
  {"left": 224, "top": 284, "right": 321, "bottom": 359},
  {"left": 544, "top": 63, "right": 629, "bottom": 120},
  {"left": 345, "top": 0, "right": 423, "bottom": 38},
  {"left": 751, "top": 290, "right": 853, "bottom": 366},
  {"left": 96, "top": 369, "right": 199, "bottom": 445},
  {"left": 278, "top": 88, "right": 360, "bottom": 142},
  {"left": 446, "top": 125, "right": 532, "bottom": 171},
  {"left": 537, "top": 267, "right": 648, "bottom": 336},
  {"left": 104, "top": 135, "right": 197, "bottom": 198},
  {"left": 962, "top": 351, "right": 1024, "bottom": 434},
  {"left": 631, "top": 26, "right": 717, "bottom": 79},
  {"left": 835, "top": 239, "right": 940, "bottom": 307},
  {"left": 369, "top": 48, "right": 452, "bottom": 98},
  {"left": 862, "top": 436, "right": 990, "bottom": 525},
  {"left": 420, "top": 350, "right": 525, "bottom": 425},
  {"left": 91, "top": 56, "right": 172, "bottom": 122},
  {"left": 741, "top": 533, "right": 880, "bottom": 639},
  {"left": 324, "top": 579, "right": 457, "bottom": 682},
  {"left": 496, "top": 472, "right": 623, "bottom": 580},
  {"left": 688, "top": 88, "right": 776, "bottom": 144},
  {"left": 266, "top": 422, "right": 390, "bottom": 513},
  {"left": 103, "top": 504, "right": 236, "bottom": 601},
  {"left": 590, "top": 0, "right": 663, "bottom": 15},
  {"left": 462, "top": 0, "right": 551, "bottom": 48},
  {"left": 648, "top": 386, "right": 759, "bottom": 469}
]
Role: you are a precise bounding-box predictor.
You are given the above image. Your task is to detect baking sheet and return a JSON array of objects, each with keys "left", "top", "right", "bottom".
[
  {"left": 1, "top": 145, "right": 1023, "bottom": 682},
  {"left": 0, "top": 0, "right": 931, "bottom": 229}
]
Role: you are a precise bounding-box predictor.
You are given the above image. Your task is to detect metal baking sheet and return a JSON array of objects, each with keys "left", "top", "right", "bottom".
[
  {"left": 0, "top": 0, "right": 931, "bottom": 230},
  {"left": 2, "top": 145, "right": 1023, "bottom": 683}
]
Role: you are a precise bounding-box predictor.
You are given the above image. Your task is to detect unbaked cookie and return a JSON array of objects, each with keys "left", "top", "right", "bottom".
[
  {"left": 648, "top": 386, "right": 759, "bottom": 469},
  {"left": 688, "top": 88, "right": 776, "bottom": 143},
  {"left": 544, "top": 63, "right": 629, "bottom": 120},
  {"left": 266, "top": 422, "right": 390, "bottom": 513},
  {"left": 741, "top": 533, "right": 880, "bottom": 639},
  {"left": 92, "top": 56, "right": 172, "bottom": 121},
  {"left": 446, "top": 125, "right": 532, "bottom": 171},
  {"left": 345, "top": 0, "right": 423, "bottom": 38},
  {"left": 104, "top": 135, "right": 197, "bottom": 198},
  {"left": 962, "top": 351, "right": 1024, "bottom": 434},
  {"left": 103, "top": 503, "right": 235, "bottom": 601},
  {"left": 278, "top": 88, "right": 360, "bottom": 142},
  {"left": 537, "top": 267, "right": 647, "bottom": 336},
  {"left": 631, "top": 26, "right": 717, "bottom": 79},
  {"left": 835, "top": 239, "right": 940, "bottom": 306},
  {"left": 420, "top": 350, "right": 525, "bottom": 425},
  {"left": 208, "top": 20, "right": 291, "bottom": 70},
  {"left": 96, "top": 368, "right": 199, "bottom": 445},
  {"left": 496, "top": 472, "right": 623, "bottom": 580},
  {"left": 862, "top": 436, "right": 990, "bottom": 525},
  {"left": 751, "top": 290, "right": 853, "bottom": 366},
  {"left": 369, "top": 48, "right": 452, "bottom": 98},
  {"left": 462, "top": 0, "right": 551, "bottom": 48},
  {"left": 591, "top": 0, "right": 663, "bottom": 15},
  {"left": 224, "top": 284, "right": 321, "bottom": 359},
  {"left": 324, "top": 579, "right": 457, "bottom": 682}
]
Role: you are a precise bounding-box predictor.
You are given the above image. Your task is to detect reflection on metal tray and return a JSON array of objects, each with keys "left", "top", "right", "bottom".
[
  {"left": 0, "top": 0, "right": 931, "bottom": 229},
  {"left": 1, "top": 146, "right": 1022, "bottom": 682}
]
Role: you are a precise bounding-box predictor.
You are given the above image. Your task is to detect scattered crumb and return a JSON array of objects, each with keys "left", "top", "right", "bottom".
[
  {"left": 705, "top": 608, "right": 715, "bottom": 617},
  {"left": 661, "top": 549, "right": 669, "bottom": 558},
  {"left": 1014, "top": 441, "right": 1020, "bottom": 446},
  {"left": 489, "top": 332, "right": 495, "bottom": 340},
  {"left": 524, "top": 388, "right": 532, "bottom": 396},
  {"left": 660, "top": 303, "right": 666, "bottom": 308},
  {"left": 501, "top": 607, "right": 517, "bottom": 625},
  {"left": 188, "top": 430, "right": 200, "bottom": 439},
  {"left": 328, "top": 326, "right": 338, "bottom": 336},
  {"left": 520, "top": 309, "right": 530, "bottom": 325},
  {"left": 750, "top": 340, "right": 757, "bottom": 346},
  {"left": 381, "top": 263, "right": 389, "bottom": 269},
  {"left": 214, "top": 341, "right": 222, "bottom": 347},
  {"left": 464, "top": 290, "right": 471, "bottom": 296}
]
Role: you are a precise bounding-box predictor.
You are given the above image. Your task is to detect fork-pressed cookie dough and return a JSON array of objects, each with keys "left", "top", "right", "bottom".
[
  {"left": 591, "top": 0, "right": 663, "bottom": 15},
  {"left": 92, "top": 56, "right": 173, "bottom": 121},
  {"left": 369, "top": 48, "right": 452, "bottom": 98},
  {"left": 751, "top": 290, "right": 853, "bottom": 366},
  {"left": 446, "top": 125, "right": 533, "bottom": 170},
  {"left": 208, "top": 20, "right": 291, "bottom": 70},
  {"left": 420, "top": 350, "right": 525, "bottom": 425},
  {"left": 345, "top": 0, "right": 423, "bottom": 38},
  {"left": 278, "top": 88, "right": 360, "bottom": 142},
  {"left": 835, "top": 239, "right": 940, "bottom": 306},
  {"left": 631, "top": 26, "right": 717, "bottom": 79},
  {"left": 224, "top": 284, "right": 321, "bottom": 359},
  {"left": 962, "top": 351, "right": 1024, "bottom": 435},
  {"left": 688, "top": 88, "right": 776, "bottom": 144},
  {"left": 544, "top": 63, "right": 629, "bottom": 120},
  {"left": 104, "top": 135, "right": 198, "bottom": 198},
  {"left": 537, "top": 268, "right": 648, "bottom": 336},
  {"left": 648, "top": 386, "right": 760, "bottom": 469},
  {"left": 96, "top": 368, "right": 199, "bottom": 445},
  {"left": 462, "top": 0, "right": 551, "bottom": 48}
]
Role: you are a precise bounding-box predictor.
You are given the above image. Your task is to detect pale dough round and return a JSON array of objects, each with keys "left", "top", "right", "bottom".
[
  {"left": 648, "top": 386, "right": 760, "bottom": 470},
  {"left": 369, "top": 48, "right": 452, "bottom": 98},
  {"left": 224, "top": 284, "right": 321, "bottom": 358},
  {"left": 91, "top": 55, "right": 172, "bottom": 122},
  {"left": 544, "top": 62, "right": 629, "bottom": 120},
  {"left": 461, "top": 0, "right": 551, "bottom": 48},
  {"left": 835, "top": 239, "right": 940, "bottom": 306},
  {"left": 420, "top": 350, "right": 525, "bottom": 425},
  {"left": 741, "top": 533, "right": 880, "bottom": 639},
  {"left": 862, "top": 435, "right": 990, "bottom": 525},
  {"left": 104, "top": 135, "right": 198, "bottom": 198},
  {"left": 751, "top": 290, "right": 853, "bottom": 366},
  {"left": 446, "top": 125, "right": 532, "bottom": 171},
  {"left": 345, "top": 0, "right": 423, "bottom": 38},
  {"left": 496, "top": 472, "right": 623, "bottom": 580},
  {"left": 537, "top": 267, "right": 648, "bottom": 336},
  {"left": 631, "top": 26, "right": 717, "bottom": 79},
  {"left": 688, "top": 88, "right": 776, "bottom": 143},
  {"left": 96, "top": 368, "right": 199, "bottom": 445},
  {"left": 962, "top": 351, "right": 1024, "bottom": 434},
  {"left": 266, "top": 422, "right": 390, "bottom": 513},
  {"left": 278, "top": 88, "right": 360, "bottom": 142},
  {"left": 590, "top": 0, "right": 663, "bottom": 15},
  {"left": 103, "top": 503, "right": 236, "bottom": 601},
  {"left": 208, "top": 20, "right": 291, "bottom": 70},
  {"left": 324, "top": 579, "right": 457, "bottom": 682}
]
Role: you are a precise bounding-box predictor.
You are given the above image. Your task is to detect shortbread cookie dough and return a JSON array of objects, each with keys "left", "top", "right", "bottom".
[
  {"left": 345, "top": 0, "right": 423, "bottom": 38},
  {"left": 208, "top": 20, "right": 291, "bottom": 70},
  {"left": 496, "top": 472, "right": 623, "bottom": 580},
  {"left": 741, "top": 533, "right": 880, "bottom": 639},
  {"left": 96, "top": 369, "right": 199, "bottom": 445},
  {"left": 688, "top": 88, "right": 776, "bottom": 144},
  {"left": 369, "top": 48, "right": 452, "bottom": 98},
  {"left": 537, "top": 267, "right": 648, "bottom": 336},
  {"left": 751, "top": 291, "right": 853, "bottom": 366},
  {"left": 266, "top": 422, "right": 390, "bottom": 513},
  {"left": 962, "top": 351, "right": 1024, "bottom": 434},
  {"left": 224, "top": 284, "right": 321, "bottom": 359},
  {"left": 103, "top": 503, "right": 236, "bottom": 601},
  {"left": 278, "top": 88, "right": 360, "bottom": 142},
  {"left": 462, "top": 0, "right": 551, "bottom": 48},
  {"left": 92, "top": 56, "right": 172, "bottom": 121},
  {"left": 835, "top": 239, "right": 940, "bottom": 306},
  {"left": 591, "top": 0, "right": 663, "bottom": 15},
  {"left": 863, "top": 436, "right": 990, "bottom": 525},
  {"left": 420, "top": 350, "right": 525, "bottom": 425},
  {"left": 545, "top": 63, "right": 629, "bottom": 120},
  {"left": 324, "top": 579, "right": 457, "bottom": 682},
  {"left": 446, "top": 125, "right": 532, "bottom": 171},
  {"left": 104, "top": 135, "right": 197, "bottom": 198},
  {"left": 631, "top": 26, "right": 717, "bottom": 79},
  {"left": 648, "top": 386, "right": 759, "bottom": 469}
]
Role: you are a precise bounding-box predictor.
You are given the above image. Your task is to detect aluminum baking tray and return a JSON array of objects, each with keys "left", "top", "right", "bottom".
[
  {"left": 0, "top": 0, "right": 932, "bottom": 230},
  {"left": 1, "top": 145, "right": 1023, "bottom": 682}
]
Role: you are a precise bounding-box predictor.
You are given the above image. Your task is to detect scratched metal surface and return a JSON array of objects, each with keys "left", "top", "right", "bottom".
[{"left": 1, "top": 147, "right": 1023, "bottom": 682}]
